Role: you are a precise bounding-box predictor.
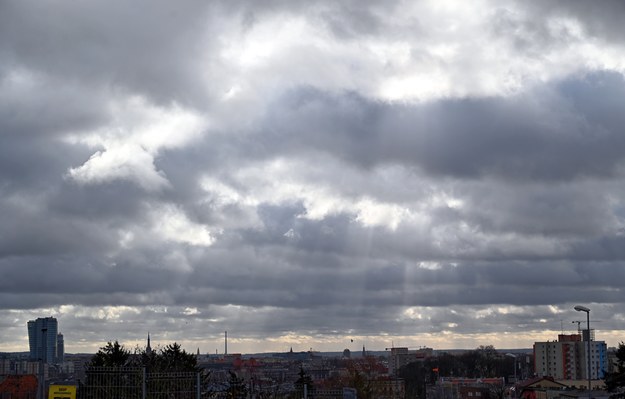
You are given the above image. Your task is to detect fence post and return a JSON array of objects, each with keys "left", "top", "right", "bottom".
[
  {"left": 196, "top": 372, "right": 201, "bottom": 399},
  {"left": 142, "top": 367, "right": 146, "bottom": 399}
]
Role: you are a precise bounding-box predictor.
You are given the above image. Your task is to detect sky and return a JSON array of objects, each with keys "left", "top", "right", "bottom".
[{"left": 2, "top": 0, "right": 625, "bottom": 355}]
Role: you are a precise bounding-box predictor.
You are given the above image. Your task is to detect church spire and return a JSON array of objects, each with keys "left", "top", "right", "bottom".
[{"left": 146, "top": 332, "right": 152, "bottom": 354}]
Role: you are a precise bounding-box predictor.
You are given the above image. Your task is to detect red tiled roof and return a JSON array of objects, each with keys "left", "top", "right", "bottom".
[{"left": 0, "top": 374, "right": 39, "bottom": 398}]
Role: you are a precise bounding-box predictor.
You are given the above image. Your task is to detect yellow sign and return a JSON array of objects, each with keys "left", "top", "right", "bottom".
[{"left": 48, "top": 385, "right": 76, "bottom": 399}]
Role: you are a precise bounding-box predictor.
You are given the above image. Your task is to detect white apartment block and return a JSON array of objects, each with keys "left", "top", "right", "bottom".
[{"left": 534, "top": 334, "right": 607, "bottom": 380}]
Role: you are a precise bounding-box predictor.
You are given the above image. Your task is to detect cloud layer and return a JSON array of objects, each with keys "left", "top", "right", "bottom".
[{"left": 2, "top": 0, "right": 625, "bottom": 353}]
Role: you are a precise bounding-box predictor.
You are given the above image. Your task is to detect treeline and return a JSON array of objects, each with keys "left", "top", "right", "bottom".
[
  {"left": 87, "top": 340, "right": 199, "bottom": 371},
  {"left": 428, "top": 345, "right": 518, "bottom": 379},
  {"left": 398, "top": 345, "right": 521, "bottom": 399},
  {"left": 82, "top": 341, "right": 258, "bottom": 398}
]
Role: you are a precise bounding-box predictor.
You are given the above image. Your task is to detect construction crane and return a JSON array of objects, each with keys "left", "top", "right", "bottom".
[
  {"left": 572, "top": 320, "right": 602, "bottom": 341},
  {"left": 572, "top": 320, "right": 603, "bottom": 331},
  {"left": 572, "top": 320, "right": 583, "bottom": 334}
]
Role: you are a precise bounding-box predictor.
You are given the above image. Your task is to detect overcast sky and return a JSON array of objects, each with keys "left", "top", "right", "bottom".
[{"left": 2, "top": 0, "right": 625, "bottom": 355}]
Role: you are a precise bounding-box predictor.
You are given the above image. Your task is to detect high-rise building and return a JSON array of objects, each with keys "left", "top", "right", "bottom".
[
  {"left": 534, "top": 333, "right": 607, "bottom": 380},
  {"left": 56, "top": 333, "right": 64, "bottom": 363},
  {"left": 27, "top": 317, "right": 58, "bottom": 363}
]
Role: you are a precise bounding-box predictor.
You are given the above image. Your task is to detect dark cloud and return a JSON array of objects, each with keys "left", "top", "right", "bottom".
[
  {"left": 1, "top": 0, "right": 625, "bottom": 352},
  {"left": 522, "top": 0, "right": 625, "bottom": 44},
  {"left": 0, "top": 0, "right": 218, "bottom": 106},
  {"left": 257, "top": 73, "right": 625, "bottom": 182}
]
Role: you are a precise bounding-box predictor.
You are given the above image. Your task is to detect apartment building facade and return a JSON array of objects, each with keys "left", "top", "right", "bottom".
[{"left": 534, "top": 333, "right": 607, "bottom": 380}]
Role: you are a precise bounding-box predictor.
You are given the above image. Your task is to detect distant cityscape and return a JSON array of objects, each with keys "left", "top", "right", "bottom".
[{"left": 0, "top": 316, "right": 621, "bottom": 398}]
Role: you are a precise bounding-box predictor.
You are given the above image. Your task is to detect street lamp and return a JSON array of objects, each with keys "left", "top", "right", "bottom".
[
  {"left": 574, "top": 305, "right": 591, "bottom": 396},
  {"left": 40, "top": 328, "right": 47, "bottom": 399}
]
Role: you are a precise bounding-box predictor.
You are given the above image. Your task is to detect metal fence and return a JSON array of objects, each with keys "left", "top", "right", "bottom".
[{"left": 78, "top": 367, "right": 201, "bottom": 399}]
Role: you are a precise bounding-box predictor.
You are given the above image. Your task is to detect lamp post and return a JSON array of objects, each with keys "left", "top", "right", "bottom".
[
  {"left": 574, "top": 305, "right": 591, "bottom": 397},
  {"left": 40, "top": 327, "right": 47, "bottom": 399}
]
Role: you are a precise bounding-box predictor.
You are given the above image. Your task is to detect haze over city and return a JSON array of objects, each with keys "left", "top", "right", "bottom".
[{"left": 2, "top": 0, "right": 625, "bottom": 355}]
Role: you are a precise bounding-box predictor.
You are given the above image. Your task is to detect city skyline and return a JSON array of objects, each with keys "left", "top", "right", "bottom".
[
  {"left": 2, "top": 1, "right": 625, "bottom": 354},
  {"left": 2, "top": 315, "right": 622, "bottom": 356}
]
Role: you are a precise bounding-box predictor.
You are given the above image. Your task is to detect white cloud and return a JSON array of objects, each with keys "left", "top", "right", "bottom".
[
  {"left": 149, "top": 203, "right": 216, "bottom": 247},
  {"left": 66, "top": 96, "right": 207, "bottom": 190},
  {"left": 207, "top": 0, "right": 625, "bottom": 107},
  {"left": 183, "top": 307, "right": 199, "bottom": 316},
  {"left": 68, "top": 143, "right": 170, "bottom": 190}
]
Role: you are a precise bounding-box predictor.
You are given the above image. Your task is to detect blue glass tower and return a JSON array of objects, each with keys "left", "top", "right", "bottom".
[{"left": 27, "top": 317, "right": 58, "bottom": 363}]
